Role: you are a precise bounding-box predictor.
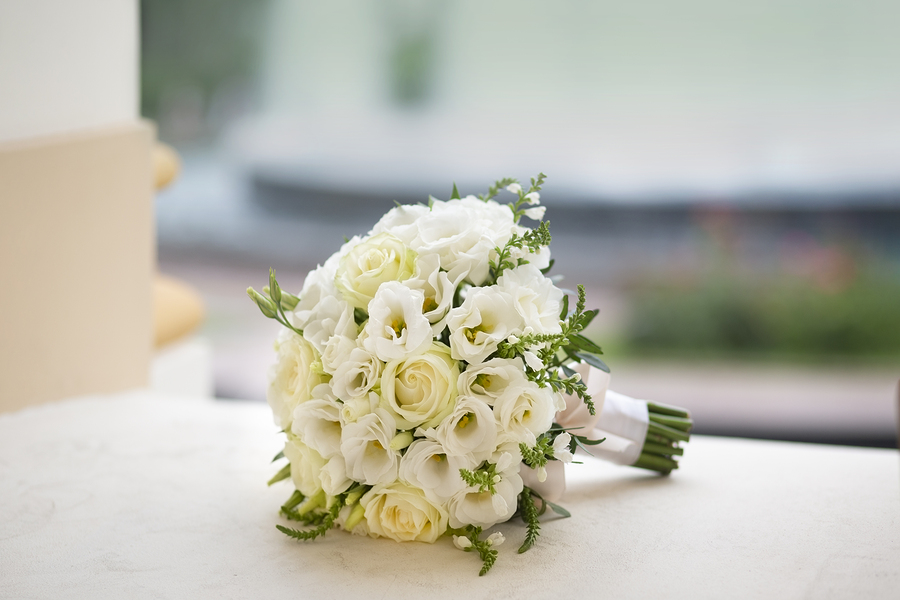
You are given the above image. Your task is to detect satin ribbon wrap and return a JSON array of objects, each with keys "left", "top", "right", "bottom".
[{"left": 525, "top": 364, "right": 651, "bottom": 501}]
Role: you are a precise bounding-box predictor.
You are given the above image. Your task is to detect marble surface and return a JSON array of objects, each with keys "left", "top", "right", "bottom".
[{"left": 2, "top": 390, "right": 898, "bottom": 599}]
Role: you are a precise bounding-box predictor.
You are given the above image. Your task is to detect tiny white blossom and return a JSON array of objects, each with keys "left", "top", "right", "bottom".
[
  {"left": 523, "top": 350, "right": 543, "bottom": 372},
  {"left": 486, "top": 532, "right": 505, "bottom": 547},
  {"left": 453, "top": 535, "right": 472, "bottom": 550},
  {"left": 507, "top": 334, "right": 519, "bottom": 344},
  {"left": 536, "top": 466, "right": 547, "bottom": 482},
  {"left": 523, "top": 206, "right": 546, "bottom": 221},
  {"left": 524, "top": 191, "right": 540, "bottom": 205},
  {"left": 553, "top": 432, "right": 574, "bottom": 463},
  {"left": 506, "top": 183, "right": 522, "bottom": 195}
]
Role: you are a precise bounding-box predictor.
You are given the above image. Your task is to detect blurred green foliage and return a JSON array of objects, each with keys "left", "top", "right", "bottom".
[{"left": 623, "top": 274, "right": 900, "bottom": 360}]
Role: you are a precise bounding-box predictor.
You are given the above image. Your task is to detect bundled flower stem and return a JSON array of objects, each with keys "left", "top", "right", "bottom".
[{"left": 634, "top": 402, "right": 693, "bottom": 474}]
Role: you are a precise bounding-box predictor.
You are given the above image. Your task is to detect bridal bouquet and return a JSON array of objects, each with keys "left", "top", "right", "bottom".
[{"left": 248, "top": 175, "right": 692, "bottom": 575}]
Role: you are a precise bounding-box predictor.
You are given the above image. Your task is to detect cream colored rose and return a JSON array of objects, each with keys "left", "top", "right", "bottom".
[
  {"left": 380, "top": 343, "right": 460, "bottom": 430},
  {"left": 362, "top": 481, "right": 450, "bottom": 543},
  {"left": 335, "top": 232, "right": 417, "bottom": 310},
  {"left": 267, "top": 329, "right": 328, "bottom": 430}
]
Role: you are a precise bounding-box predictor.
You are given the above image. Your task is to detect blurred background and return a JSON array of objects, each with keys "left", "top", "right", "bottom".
[{"left": 145, "top": 0, "right": 900, "bottom": 447}]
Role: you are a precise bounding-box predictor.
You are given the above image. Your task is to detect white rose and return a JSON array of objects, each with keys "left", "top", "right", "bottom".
[
  {"left": 435, "top": 396, "right": 498, "bottom": 463},
  {"left": 361, "top": 481, "right": 450, "bottom": 543},
  {"left": 447, "top": 455, "right": 523, "bottom": 529},
  {"left": 266, "top": 329, "right": 327, "bottom": 430},
  {"left": 458, "top": 357, "right": 529, "bottom": 405},
  {"left": 403, "top": 252, "right": 468, "bottom": 336},
  {"left": 340, "top": 407, "right": 399, "bottom": 486},
  {"left": 283, "top": 435, "right": 326, "bottom": 498},
  {"left": 398, "top": 439, "right": 474, "bottom": 502},
  {"left": 380, "top": 342, "right": 460, "bottom": 430},
  {"left": 331, "top": 347, "right": 383, "bottom": 401},
  {"left": 497, "top": 264, "right": 563, "bottom": 335},
  {"left": 492, "top": 381, "right": 558, "bottom": 447},
  {"left": 339, "top": 391, "right": 380, "bottom": 425},
  {"left": 335, "top": 232, "right": 417, "bottom": 310},
  {"left": 446, "top": 286, "right": 524, "bottom": 364},
  {"left": 290, "top": 386, "right": 343, "bottom": 459},
  {"left": 362, "top": 281, "right": 432, "bottom": 362}
]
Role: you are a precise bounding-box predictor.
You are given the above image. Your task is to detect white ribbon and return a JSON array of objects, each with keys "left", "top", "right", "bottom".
[{"left": 527, "top": 365, "right": 651, "bottom": 500}]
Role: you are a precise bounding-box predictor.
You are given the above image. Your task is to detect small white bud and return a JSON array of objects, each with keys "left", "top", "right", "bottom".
[
  {"left": 507, "top": 334, "right": 519, "bottom": 344},
  {"left": 506, "top": 183, "right": 523, "bottom": 194},
  {"left": 537, "top": 466, "right": 548, "bottom": 482},
  {"left": 525, "top": 191, "right": 540, "bottom": 205},
  {"left": 486, "top": 532, "right": 506, "bottom": 547},
  {"left": 524, "top": 206, "right": 546, "bottom": 221},
  {"left": 453, "top": 535, "right": 472, "bottom": 550}
]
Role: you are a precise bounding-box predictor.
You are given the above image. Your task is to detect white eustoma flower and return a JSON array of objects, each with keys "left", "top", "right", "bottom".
[
  {"left": 331, "top": 347, "right": 383, "bottom": 401},
  {"left": 446, "top": 286, "right": 523, "bottom": 364},
  {"left": 363, "top": 281, "right": 432, "bottom": 362},
  {"left": 283, "top": 436, "right": 326, "bottom": 498},
  {"left": 290, "top": 258, "right": 342, "bottom": 332},
  {"left": 335, "top": 232, "right": 417, "bottom": 310},
  {"left": 403, "top": 252, "right": 468, "bottom": 335},
  {"left": 320, "top": 455, "right": 353, "bottom": 496},
  {"left": 300, "top": 293, "right": 356, "bottom": 356},
  {"left": 369, "top": 203, "right": 430, "bottom": 246},
  {"left": 492, "top": 380, "right": 558, "bottom": 447},
  {"left": 447, "top": 455, "right": 523, "bottom": 529},
  {"left": 497, "top": 264, "right": 563, "bottom": 335},
  {"left": 290, "top": 385, "right": 343, "bottom": 459},
  {"left": 435, "top": 396, "right": 498, "bottom": 463},
  {"left": 361, "top": 481, "right": 450, "bottom": 543},
  {"left": 380, "top": 342, "right": 459, "bottom": 429},
  {"left": 457, "top": 357, "right": 530, "bottom": 406},
  {"left": 408, "top": 197, "right": 516, "bottom": 285},
  {"left": 340, "top": 407, "right": 400, "bottom": 486},
  {"left": 266, "top": 329, "right": 328, "bottom": 430},
  {"left": 398, "top": 439, "right": 474, "bottom": 502}
]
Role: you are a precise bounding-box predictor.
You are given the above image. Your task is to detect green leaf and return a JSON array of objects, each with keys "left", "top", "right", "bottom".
[
  {"left": 267, "top": 463, "right": 291, "bottom": 486},
  {"left": 451, "top": 182, "right": 461, "bottom": 199},
  {"left": 559, "top": 293, "right": 569, "bottom": 320},
  {"left": 547, "top": 502, "right": 571, "bottom": 518},
  {"left": 580, "top": 309, "right": 599, "bottom": 328},
  {"left": 271, "top": 450, "right": 285, "bottom": 463},
  {"left": 573, "top": 351, "right": 610, "bottom": 373},
  {"left": 568, "top": 333, "right": 603, "bottom": 355}
]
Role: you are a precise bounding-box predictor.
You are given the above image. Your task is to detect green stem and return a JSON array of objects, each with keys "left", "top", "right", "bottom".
[
  {"left": 647, "top": 421, "right": 691, "bottom": 443},
  {"left": 633, "top": 453, "right": 679, "bottom": 474},
  {"left": 647, "top": 401, "right": 691, "bottom": 419},
  {"left": 643, "top": 441, "right": 684, "bottom": 457},
  {"left": 649, "top": 413, "right": 693, "bottom": 432}
]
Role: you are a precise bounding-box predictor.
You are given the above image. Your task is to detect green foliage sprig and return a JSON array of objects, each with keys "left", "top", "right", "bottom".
[
  {"left": 519, "top": 435, "right": 554, "bottom": 471},
  {"left": 517, "top": 488, "right": 541, "bottom": 554},
  {"left": 458, "top": 526, "right": 499, "bottom": 576},
  {"left": 247, "top": 268, "right": 303, "bottom": 336},
  {"left": 459, "top": 462, "right": 501, "bottom": 495},
  {"left": 495, "top": 285, "right": 600, "bottom": 414},
  {"left": 276, "top": 500, "right": 342, "bottom": 541},
  {"left": 488, "top": 221, "right": 553, "bottom": 283}
]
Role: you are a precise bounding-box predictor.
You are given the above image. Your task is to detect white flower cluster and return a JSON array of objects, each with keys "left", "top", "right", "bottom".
[{"left": 267, "top": 189, "right": 574, "bottom": 544}]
